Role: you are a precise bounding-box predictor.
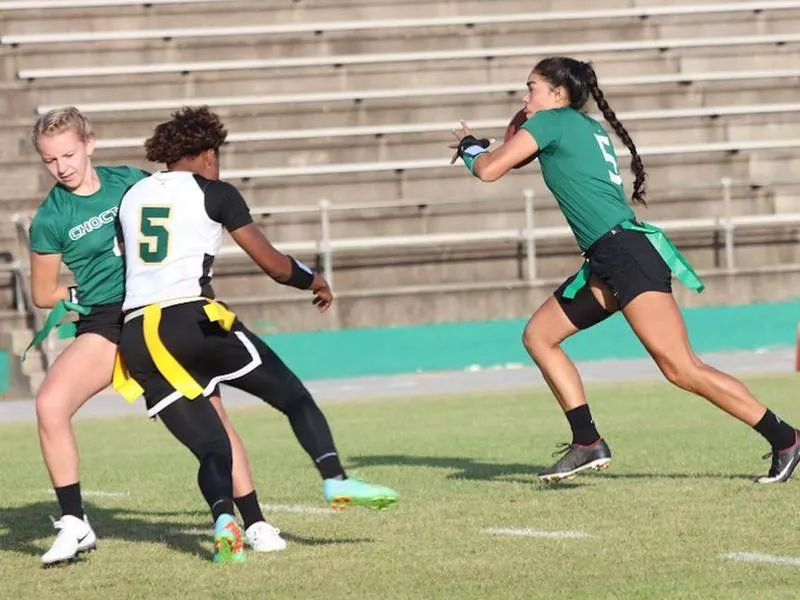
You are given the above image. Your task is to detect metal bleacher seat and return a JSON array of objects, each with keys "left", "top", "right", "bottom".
[
  {"left": 36, "top": 67, "right": 800, "bottom": 116},
  {"left": 3, "top": 1, "right": 799, "bottom": 45},
  {"left": 0, "top": 0, "right": 232, "bottom": 11},
  {"left": 208, "top": 138, "right": 800, "bottom": 182},
  {"left": 17, "top": 32, "right": 800, "bottom": 81},
  {"left": 93, "top": 103, "right": 800, "bottom": 150}
]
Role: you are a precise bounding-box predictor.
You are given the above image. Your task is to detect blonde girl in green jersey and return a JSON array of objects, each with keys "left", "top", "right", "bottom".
[
  {"left": 451, "top": 56, "right": 799, "bottom": 485},
  {"left": 29, "top": 107, "right": 284, "bottom": 566}
]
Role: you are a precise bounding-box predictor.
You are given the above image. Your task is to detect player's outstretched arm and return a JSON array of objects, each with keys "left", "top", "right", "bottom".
[
  {"left": 230, "top": 223, "right": 333, "bottom": 312},
  {"left": 450, "top": 119, "right": 539, "bottom": 182}
]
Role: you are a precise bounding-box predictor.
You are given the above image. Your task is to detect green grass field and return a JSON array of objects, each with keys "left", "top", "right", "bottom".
[{"left": 2, "top": 373, "right": 800, "bottom": 599}]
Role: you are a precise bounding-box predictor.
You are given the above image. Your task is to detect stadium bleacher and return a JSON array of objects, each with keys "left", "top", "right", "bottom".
[{"left": 2, "top": 0, "right": 800, "bottom": 392}]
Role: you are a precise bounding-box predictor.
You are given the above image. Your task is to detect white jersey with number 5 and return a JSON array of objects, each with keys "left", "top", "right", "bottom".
[{"left": 118, "top": 171, "right": 253, "bottom": 311}]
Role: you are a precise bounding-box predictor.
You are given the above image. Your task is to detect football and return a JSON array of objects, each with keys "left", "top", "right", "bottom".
[{"left": 505, "top": 108, "right": 536, "bottom": 169}]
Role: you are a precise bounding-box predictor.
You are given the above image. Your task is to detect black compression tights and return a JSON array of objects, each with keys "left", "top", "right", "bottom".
[
  {"left": 157, "top": 396, "right": 233, "bottom": 516},
  {"left": 226, "top": 335, "right": 346, "bottom": 479}
]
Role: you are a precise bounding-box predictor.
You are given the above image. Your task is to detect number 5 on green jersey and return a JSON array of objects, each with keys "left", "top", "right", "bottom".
[
  {"left": 139, "top": 206, "right": 171, "bottom": 263},
  {"left": 593, "top": 133, "right": 623, "bottom": 186}
]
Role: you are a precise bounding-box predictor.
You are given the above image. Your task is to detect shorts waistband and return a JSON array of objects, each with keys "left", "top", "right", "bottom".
[
  {"left": 123, "top": 297, "right": 207, "bottom": 324},
  {"left": 583, "top": 219, "right": 639, "bottom": 258}
]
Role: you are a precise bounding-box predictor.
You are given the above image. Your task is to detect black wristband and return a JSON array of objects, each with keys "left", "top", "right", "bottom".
[
  {"left": 286, "top": 256, "right": 315, "bottom": 290},
  {"left": 457, "top": 134, "right": 491, "bottom": 158}
]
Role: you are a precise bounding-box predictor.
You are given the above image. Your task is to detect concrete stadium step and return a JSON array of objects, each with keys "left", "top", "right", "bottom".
[
  {"left": 12, "top": 46, "right": 800, "bottom": 110},
  {"left": 2, "top": 176, "right": 789, "bottom": 243},
  {"left": 0, "top": 309, "right": 31, "bottom": 333},
  {"left": 1, "top": 139, "right": 795, "bottom": 201},
  {"left": 1, "top": 0, "right": 578, "bottom": 35},
  {"left": 203, "top": 151, "right": 798, "bottom": 207},
  {"left": 0, "top": 186, "right": 785, "bottom": 266},
  {"left": 7, "top": 87, "right": 795, "bottom": 157},
  {"left": 199, "top": 266, "right": 800, "bottom": 330},
  {"left": 6, "top": 1, "right": 793, "bottom": 42},
  {"left": 8, "top": 10, "right": 800, "bottom": 72},
  {"left": 5, "top": 147, "right": 779, "bottom": 210},
  {"left": 5, "top": 106, "right": 799, "bottom": 164},
  {"left": 206, "top": 226, "right": 800, "bottom": 300},
  {"left": 61, "top": 117, "right": 797, "bottom": 168}
]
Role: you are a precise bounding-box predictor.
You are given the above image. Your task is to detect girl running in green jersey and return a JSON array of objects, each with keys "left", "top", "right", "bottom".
[
  {"left": 452, "top": 56, "right": 800, "bottom": 485},
  {"left": 29, "top": 107, "right": 284, "bottom": 566}
]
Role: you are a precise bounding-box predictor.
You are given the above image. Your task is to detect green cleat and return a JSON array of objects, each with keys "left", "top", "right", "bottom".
[
  {"left": 323, "top": 478, "right": 399, "bottom": 511},
  {"left": 212, "top": 514, "right": 246, "bottom": 564}
]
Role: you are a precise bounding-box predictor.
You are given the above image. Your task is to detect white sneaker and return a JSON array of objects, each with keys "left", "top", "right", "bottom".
[
  {"left": 41, "top": 514, "right": 97, "bottom": 565},
  {"left": 244, "top": 521, "right": 287, "bottom": 553}
]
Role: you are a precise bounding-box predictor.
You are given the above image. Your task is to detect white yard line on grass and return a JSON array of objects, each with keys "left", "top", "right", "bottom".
[
  {"left": 723, "top": 552, "right": 800, "bottom": 567},
  {"left": 483, "top": 527, "right": 591, "bottom": 539},
  {"left": 260, "top": 503, "right": 335, "bottom": 515}
]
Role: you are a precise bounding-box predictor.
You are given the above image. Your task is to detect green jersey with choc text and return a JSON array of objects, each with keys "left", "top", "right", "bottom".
[
  {"left": 29, "top": 165, "right": 148, "bottom": 306},
  {"left": 520, "top": 107, "right": 635, "bottom": 251}
]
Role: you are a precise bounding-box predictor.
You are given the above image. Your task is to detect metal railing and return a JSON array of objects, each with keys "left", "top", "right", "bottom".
[
  {"left": 11, "top": 213, "right": 50, "bottom": 368},
  {"left": 217, "top": 178, "right": 800, "bottom": 287},
  {"left": 10, "top": 178, "right": 799, "bottom": 310}
]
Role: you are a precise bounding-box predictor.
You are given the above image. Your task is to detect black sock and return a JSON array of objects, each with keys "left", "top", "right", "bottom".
[
  {"left": 55, "top": 482, "right": 84, "bottom": 519},
  {"left": 315, "top": 452, "right": 346, "bottom": 480},
  {"left": 753, "top": 409, "right": 796, "bottom": 450},
  {"left": 211, "top": 498, "right": 235, "bottom": 522},
  {"left": 234, "top": 491, "right": 265, "bottom": 530},
  {"left": 565, "top": 404, "right": 601, "bottom": 446}
]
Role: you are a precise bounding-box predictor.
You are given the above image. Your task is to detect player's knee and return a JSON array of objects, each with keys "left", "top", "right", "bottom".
[
  {"left": 282, "top": 388, "right": 316, "bottom": 416},
  {"left": 266, "top": 379, "right": 314, "bottom": 416},
  {"left": 34, "top": 391, "right": 71, "bottom": 431},
  {"left": 199, "top": 447, "right": 232, "bottom": 473},
  {"left": 658, "top": 356, "right": 701, "bottom": 392},
  {"left": 522, "top": 321, "right": 554, "bottom": 361},
  {"left": 181, "top": 426, "right": 232, "bottom": 463}
]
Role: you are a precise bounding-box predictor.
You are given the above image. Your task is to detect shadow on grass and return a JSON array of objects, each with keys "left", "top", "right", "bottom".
[
  {"left": 0, "top": 501, "right": 209, "bottom": 560},
  {"left": 348, "top": 454, "right": 546, "bottom": 483},
  {"left": 0, "top": 501, "right": 376, "bottom": 563},
  {"left": 349, "top": 454, "right": 758, "bottom": 483},
  {"left": 595, "top": 472, "right": 757, "bottom": 482}
]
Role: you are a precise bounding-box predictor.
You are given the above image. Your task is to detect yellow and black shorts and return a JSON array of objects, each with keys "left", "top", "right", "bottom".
[{"left": 117, "top": 298, "right": 308, "bottom": 418}]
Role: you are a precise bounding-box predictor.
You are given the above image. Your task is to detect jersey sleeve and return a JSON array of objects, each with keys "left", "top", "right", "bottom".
[
  {"left": 520, "top": 109, "right": 563, "bottom": 154},
  {"left": 29, "top": 207, "right": 63, "bottom": 254},
  {"left": 126, "top": 166, "right": 150, "bottom": 184},
  {"left": 203, "top": 180, "right": 254, "bottom": 233}
]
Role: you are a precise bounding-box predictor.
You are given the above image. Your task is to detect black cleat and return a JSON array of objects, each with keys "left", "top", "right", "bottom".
[
  {"left": 757, "top": 429, "right": 800, "bottom": 484},
  {"left": 538, "top": 439, "right": 612, "bottom": 483}
]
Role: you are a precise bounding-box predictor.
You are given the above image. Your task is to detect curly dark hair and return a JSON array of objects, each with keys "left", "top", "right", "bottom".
[{"left": 144, "top": 106, "right": 228, "bottom": 165}]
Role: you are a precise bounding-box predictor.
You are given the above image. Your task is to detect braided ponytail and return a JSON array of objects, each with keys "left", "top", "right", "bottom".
[{"left": 582, "top": 63, "right": 647, "bottom": 205}]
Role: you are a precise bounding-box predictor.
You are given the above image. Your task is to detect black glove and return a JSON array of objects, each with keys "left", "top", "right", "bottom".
[{"left": 457, "top": 135, "right": 491, "bottom": 159}]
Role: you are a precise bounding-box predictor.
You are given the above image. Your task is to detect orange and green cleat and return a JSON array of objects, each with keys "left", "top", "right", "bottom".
[
  {"left": 212, "top": 514, "right": 246, "bottom": 564},
  {"left": 323, "top": 478, "right": 399, "bottom": 511}
]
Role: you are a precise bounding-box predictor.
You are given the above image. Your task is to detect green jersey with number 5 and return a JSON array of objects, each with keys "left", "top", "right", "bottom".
[
  {"left": 520, "top": 107, "right": 635, "bottom": 251},
  {"left": 29, "top": 165, "right": 149, "bottom": 306}
]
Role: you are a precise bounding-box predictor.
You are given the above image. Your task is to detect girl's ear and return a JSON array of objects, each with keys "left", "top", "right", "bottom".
[{"left": 85, "top": 134, "right": 96, "bottom": 157}]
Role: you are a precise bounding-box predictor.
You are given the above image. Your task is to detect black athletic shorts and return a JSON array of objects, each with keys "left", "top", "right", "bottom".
[
  {"left": 75, "top": 302, "right": 124, "bottom": 344},
  {"left": 554, "top": 226, "right": 672, "bottom": 330},
  {"left": 119, "top": 300, "right": 307, "bottom": 418}
]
